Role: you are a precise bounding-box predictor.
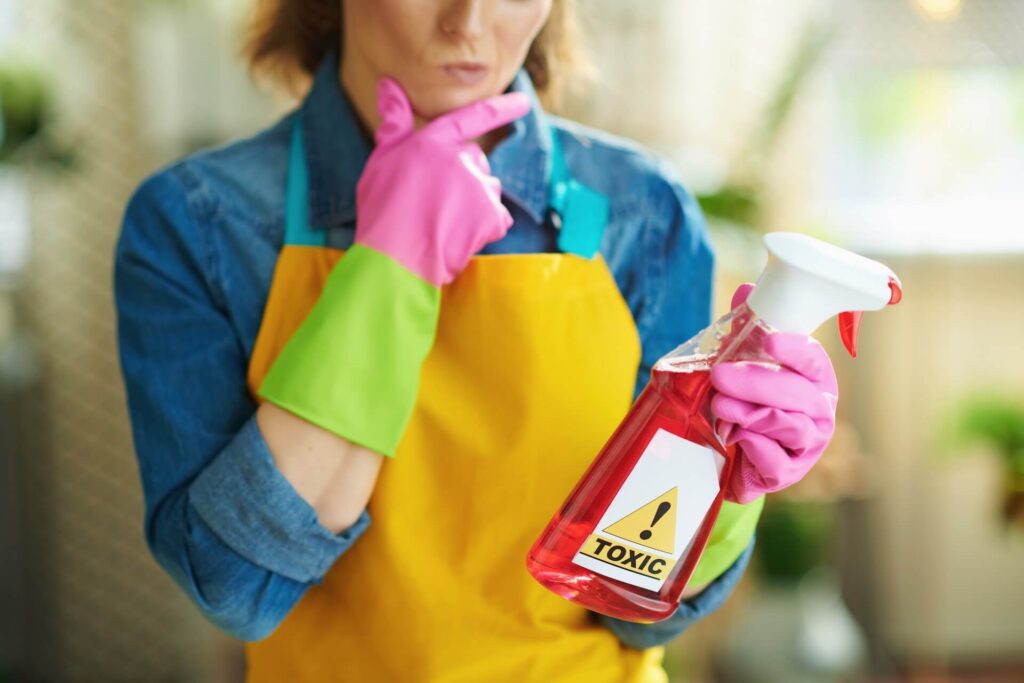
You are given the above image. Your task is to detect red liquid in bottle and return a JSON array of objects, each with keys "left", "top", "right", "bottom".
[{"left": 525, "top": 357, "right": 738, "bottom": 622}]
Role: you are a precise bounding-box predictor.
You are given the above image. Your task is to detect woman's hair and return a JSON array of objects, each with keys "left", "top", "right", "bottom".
[{"left": 243, "top": 0, "right": 589, "bottom": 107}]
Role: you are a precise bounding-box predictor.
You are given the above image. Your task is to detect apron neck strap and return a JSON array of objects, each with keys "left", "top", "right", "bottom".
[
  {"left": 544, "top": 121, "right": 611, "bottom": 259},
  {"left": 285, "top": 121, "right": 327, "bottom": 247}
]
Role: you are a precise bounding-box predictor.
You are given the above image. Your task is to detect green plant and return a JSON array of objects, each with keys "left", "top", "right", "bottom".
[
  {"left": 754, "top": 499, "right": 836, "bottom": 583},
  {"left": 947, "top": 395, "right": 1024, "bottom": 476},
  {"left": 0, "top": 57, "right": 74, "bottom": 168},
  {"left": 945, "top": 393, "right": 1024, "bottom": 527}
]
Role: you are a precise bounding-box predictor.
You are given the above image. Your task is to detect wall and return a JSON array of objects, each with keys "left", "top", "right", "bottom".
[{"left": 838, "top": 253, "right": 1024, "bottom": 664}]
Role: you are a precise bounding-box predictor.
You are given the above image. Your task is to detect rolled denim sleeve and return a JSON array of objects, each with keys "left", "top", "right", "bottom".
[
  {"left": 189, "top": 414, "right": 370, "bottom": 581},
  {"left": 114, "top": 169, "right": 369, "bottom": 641},
  {"left": 597, "top": 536, "right": 754, "bottom": 649}
]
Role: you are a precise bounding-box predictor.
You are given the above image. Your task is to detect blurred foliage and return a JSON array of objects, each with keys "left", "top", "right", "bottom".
[
  {"left": 695, "top": 184, "right": 761, "bottom": 228},
  {"left": 944, "top": 393, "right": 1024, "bottom": 528},
  {"left": 0, "top": 57, "right": 75, "bottom": 168},
  {"left": 754, "top": 499, "right": 836, "bottom": 584},
  {"left": 696, "top": 22, "right": 832, "bottom": 228},
  {"left": 946, "top": 394, "right": 1024, "bottom": 478},
  {"left": 0, "top": 60, "right": 48, "bottom": 156}
]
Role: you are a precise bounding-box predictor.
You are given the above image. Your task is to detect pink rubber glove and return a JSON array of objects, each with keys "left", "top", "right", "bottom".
[
  {"left": 709, "top": 283, "right": 839, "bottom": 504},
  {"left": 356, "top": 78, "right": 531, "bottom": 287}
]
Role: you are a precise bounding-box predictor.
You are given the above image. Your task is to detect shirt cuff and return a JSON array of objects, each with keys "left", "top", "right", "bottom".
[
  {"left": 189, "top": 413, "right": 371, "bottom": 583},
  {"left": 597, "top": 535, "right": 755, "bottom": 649}
]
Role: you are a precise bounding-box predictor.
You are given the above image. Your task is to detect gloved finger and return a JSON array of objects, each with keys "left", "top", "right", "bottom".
[
  {"left": 422, "top": 92, "right": 531, "bottom": 144},
  {"left": 731, "top": 282, "right": 755, "bottom": 310},
  {"left": 725, "top": 433, "right": 793, "bottom": 502},
  {"left": 715, "top": 417, "right": 738, "bottom": 445},
  {"left": 725, "top": 463, "right": 768, "bottom": 505},
  {"left": 375, "top": 78, "right": 415, "bottom": 146},
  {"left": 481, "top": 175, "right": 503, "bottom": 204},
  {"left": 495, "top": 207, "right": 514, "bottom": 235},
  {"left": 763, "top": 333, "right": 838, "bottom": 391},
  {"left": 465, "top": 158, "right": 508, "bottom": 224},
  {"left": 727, "top": 429, "right": 824, "bottom": 497},
  {"left": 461, "top": 148, "right": 498, "bottom": 192},
  {"left": 483, "top": 194, "right": 512, "bottom": 240},
  {"left": 459, "top": 142, "right": 491, "bottom": 175},
  {"left": 467, "top": 197, "right": 513, "bottom": 255},
  {"left": 720, "top": 283, "right": 756, "bottom": 349},
  {"left": 710, "top": 393, "right": 831, "bottom": 448},
  {"left": 474, "top": 211, "right": 512, "bottom": 253},
  {"left": 498, "top": 204, "right": 514, "bottom": 231},
  {"left": 710, "top": 362, "right": 835, "bottom": 419},
  {"left": 471, "top": 174, "right": 508, "bottom": 233}
]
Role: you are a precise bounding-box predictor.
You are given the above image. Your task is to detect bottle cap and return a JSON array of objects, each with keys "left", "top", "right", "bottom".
[{"left": 746, "top": 232, "right": 902, "bottom": 357}]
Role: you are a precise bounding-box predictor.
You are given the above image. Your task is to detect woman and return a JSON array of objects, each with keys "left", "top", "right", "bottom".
[{"left": 114, "top": 1, "right": 839, "bottom": 680}]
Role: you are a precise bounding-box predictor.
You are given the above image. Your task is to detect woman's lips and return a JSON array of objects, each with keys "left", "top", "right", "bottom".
[{"left": 441, "top": 62, "right": 489, "bottom": 85}]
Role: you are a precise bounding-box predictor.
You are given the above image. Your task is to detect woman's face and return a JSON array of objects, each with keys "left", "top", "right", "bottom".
[{"left": 341, "top": 0, "right": 553, "bottom": 122}]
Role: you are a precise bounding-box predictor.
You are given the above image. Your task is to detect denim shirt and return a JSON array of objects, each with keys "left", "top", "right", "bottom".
[{"left": 113, "top": 50, "right": 753, "bottom": 646}]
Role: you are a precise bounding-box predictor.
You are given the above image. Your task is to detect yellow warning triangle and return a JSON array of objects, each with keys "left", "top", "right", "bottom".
[{"left": 603, "top": 488, "right": 677, "bottom": 554}]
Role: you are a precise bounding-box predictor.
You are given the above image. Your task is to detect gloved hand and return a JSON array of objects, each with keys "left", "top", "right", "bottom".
[
  {"left": 710, "top": 283, "right": 839, "bottom": 504},
  {"left": 258, "top": 79, "right": 530, "bottom": 456},
  {"left": 357, "top": 77, "right": 528, "bottom": 286}
]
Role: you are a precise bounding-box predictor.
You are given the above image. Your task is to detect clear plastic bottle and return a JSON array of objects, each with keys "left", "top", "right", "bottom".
[
  {"left": 526, "top": 232, "right": 902, "bottom": 622},
  {"left": 526, "top": 301, "right": 777, "bottom": 621}
]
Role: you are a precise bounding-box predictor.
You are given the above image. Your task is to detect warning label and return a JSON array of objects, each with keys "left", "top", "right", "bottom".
[
  {"left": 571, "top": 424, "right": 724, "bottom": 592},
  {"left": 604, "top": 487, "right": 677, "bottom": 554},
  {"left": 578, "top": 533, "right": 677, "bottom": 580}
]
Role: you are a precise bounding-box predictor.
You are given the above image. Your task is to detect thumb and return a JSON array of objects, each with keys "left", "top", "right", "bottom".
[
  {"left": 731, "top": 282, "right": 755, "bottom": 310},
  {"left": 375, "top": 78, "right": 414, "bottom": 146},
  {"left": 720, "top": 282, "right": 756, "bottom": 344}
]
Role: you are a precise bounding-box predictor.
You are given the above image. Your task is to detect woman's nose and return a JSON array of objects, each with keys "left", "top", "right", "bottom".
[{"left": 439, "top": 0, "right": 486, "bottom": 42}]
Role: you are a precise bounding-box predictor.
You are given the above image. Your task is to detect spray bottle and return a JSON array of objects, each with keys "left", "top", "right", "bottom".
[{"left": 526, "top": 232, "right": 903, "bottom": 622}]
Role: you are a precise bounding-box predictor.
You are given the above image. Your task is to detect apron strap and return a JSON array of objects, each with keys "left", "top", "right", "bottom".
[
  {"left": 284, "top": 119, "right": 327, "bottom": 247},
  {"left": 284, "top": 117, "right": 610, "bottom": 257},
  {"left": 545, "top": 124, "right": 611, "bottom": 259}
]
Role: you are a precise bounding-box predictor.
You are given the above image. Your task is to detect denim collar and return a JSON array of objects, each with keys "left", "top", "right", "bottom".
[{"left": 299, "top": 49, "right": 552, "bottom": 230}]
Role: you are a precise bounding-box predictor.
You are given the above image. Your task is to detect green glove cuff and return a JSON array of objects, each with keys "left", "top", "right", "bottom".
[
  {"left": 687, "top": 495, "right": 764, "bottom": 587},
  {"left": 258, "top": 243, "right": 441, "bottom": 457}
]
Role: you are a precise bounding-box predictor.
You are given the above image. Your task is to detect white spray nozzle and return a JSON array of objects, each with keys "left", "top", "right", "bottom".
[{"left": 745, "top": 233, "right": 902, "bottom": 357}]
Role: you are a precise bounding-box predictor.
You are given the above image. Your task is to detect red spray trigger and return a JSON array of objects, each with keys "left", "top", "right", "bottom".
[
  {"left": 838, "top": 311, "right": 863, "bottom": 358},
  {"left": 837, "top": 277, "right": 903, "bottom": 358}
]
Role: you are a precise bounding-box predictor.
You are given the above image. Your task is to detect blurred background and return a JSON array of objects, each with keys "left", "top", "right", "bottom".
[{"left": 1, "top": 0, "right": 1022, "bottom": 681}]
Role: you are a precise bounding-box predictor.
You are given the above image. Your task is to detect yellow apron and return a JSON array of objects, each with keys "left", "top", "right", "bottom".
[{"left": 244, "top": 121, "right": 665, "bottom": 682}]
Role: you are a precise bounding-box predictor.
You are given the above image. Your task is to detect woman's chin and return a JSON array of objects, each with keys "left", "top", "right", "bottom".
[{"left": 410, "top": 83, "right": 507, "bottom": 121}]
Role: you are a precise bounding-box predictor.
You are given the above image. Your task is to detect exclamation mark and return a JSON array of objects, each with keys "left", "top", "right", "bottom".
[{"left": 639, "top": 502, "right": 671, "bottom": 541}]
